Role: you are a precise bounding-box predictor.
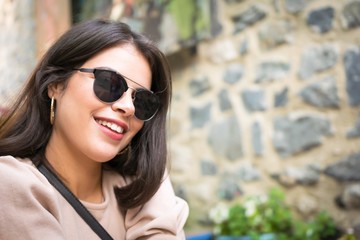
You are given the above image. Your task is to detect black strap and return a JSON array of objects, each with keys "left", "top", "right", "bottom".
[{"left": 37, "top": 164, "right": 113, "bottom": 240}]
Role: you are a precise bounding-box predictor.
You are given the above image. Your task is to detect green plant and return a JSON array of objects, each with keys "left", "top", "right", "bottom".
[
  {"left": 292, "top": 211, "right": 340, "bottom": 240},
  {"left": 209, "top": 188, "right": 343, "bottom": 240}
]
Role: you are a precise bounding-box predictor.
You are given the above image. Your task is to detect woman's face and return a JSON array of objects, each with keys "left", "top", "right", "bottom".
[{"left": 48, "top": 44, "right": 151, "bottom": 163}]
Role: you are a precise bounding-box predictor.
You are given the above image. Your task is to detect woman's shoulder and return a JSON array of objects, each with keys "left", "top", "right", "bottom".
[
  {"left": 124, "top": 175, "right": 189, "bottom": 239},
  {"left": 0, "top": 155, "right": 54, "bottom": 192},
  {"left": 0, "top": 156, "right": 65, "bottom": 239},
  {"left": 103, "top": 167, "right": 128, "bottom": 187},
  {"left": 0, "top": 155, "right": 38, "bottom": 176}
]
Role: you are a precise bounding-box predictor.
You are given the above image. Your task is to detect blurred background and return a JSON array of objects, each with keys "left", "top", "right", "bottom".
[{"left": 1, "top": 0, "right": 360, "bottom": 237}]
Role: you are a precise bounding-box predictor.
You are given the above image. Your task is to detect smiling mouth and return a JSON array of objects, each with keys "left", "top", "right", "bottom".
[{"left": 96, "top": 119, "right": 124, "bottom": 134}]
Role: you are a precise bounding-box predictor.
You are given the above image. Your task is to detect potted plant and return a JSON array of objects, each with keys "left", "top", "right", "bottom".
[{"left": 208, "top": 188, "right": 343, "bottom": 240}]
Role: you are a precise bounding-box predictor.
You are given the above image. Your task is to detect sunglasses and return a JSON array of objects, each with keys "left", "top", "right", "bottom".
[{"left": 74, "top": 68, "right": 160, "bottom": 121}]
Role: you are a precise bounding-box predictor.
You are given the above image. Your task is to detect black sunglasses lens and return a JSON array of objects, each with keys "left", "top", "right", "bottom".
[
  {"left": 93, "top": 70, "right": 127, "bottom": 102},
  {"left": 133, "top": 90, "right": 160, "bottom": 120},
  {"left": 90, "top": 69, "right": 159, "bottom": 121}
]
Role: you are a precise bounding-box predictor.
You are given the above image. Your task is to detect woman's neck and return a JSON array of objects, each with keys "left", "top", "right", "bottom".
[{"left": 45, "top": 139, "right": 104, "bottom": 203}]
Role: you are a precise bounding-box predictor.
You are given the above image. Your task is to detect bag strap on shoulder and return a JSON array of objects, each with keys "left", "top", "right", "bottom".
[{"left": 37, "top": 164, "right": 113, "bottom": 240}]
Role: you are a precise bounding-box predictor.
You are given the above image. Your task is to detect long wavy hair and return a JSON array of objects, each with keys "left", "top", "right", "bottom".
[{"left": 0, "top": 19, "right": 171, "bottom": 209}]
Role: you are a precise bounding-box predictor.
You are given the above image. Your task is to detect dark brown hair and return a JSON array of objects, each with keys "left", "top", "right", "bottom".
[{"left": 0, "top": 19, "right": 171, "bottom": 209}]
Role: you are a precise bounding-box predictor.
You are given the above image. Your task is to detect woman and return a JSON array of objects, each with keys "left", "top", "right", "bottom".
[{"left": 0, "top": 19, "right": 188, "bottom": 239}]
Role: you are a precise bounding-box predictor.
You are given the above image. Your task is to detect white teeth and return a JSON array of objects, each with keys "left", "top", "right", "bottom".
[{"left": 97, "top": 120, "right": 124, "bottom": 134}]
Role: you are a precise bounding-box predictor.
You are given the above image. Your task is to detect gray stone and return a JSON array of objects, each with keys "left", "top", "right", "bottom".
[
  {"left": 324, "top": 152, "right": 360, "bottom": 181},
  {"left": 239, "top": 38, "right": 248, "bottom": 55},
  {"left": 299, "top": 44, "right": 338, "bottom": 80},
  {"left": 225, "top": 0, "right": 245, "bottom": 3},
  {"left": 284, "top": 165, "right": 321, "bottom": 185},
  {"left": 271, "top": 173, "right": 296, "bottom": 187},
  {"left": 347, "top": 115, "right": 360, "bottom": 138},
  {"left": 209, "top": 0, "right": 223, "bottom": 37},
  {"left": 223, "top": 63, "right": 244, "bottom": 84},
  {"left": 258, "top": 21, "right": 293, "bottom": 49},
  {"left": 273, "top": 113, "right": 332, "bottom": 157},
  {"left": 341, "top": 1, "right": 360, "bottom": 29},
  {"left": 307, "top": 7, "right": 334, "bottom": 33},
  {"left": 344, "top": 46, "right": 360, "bottom": 106},
  {"left": 237, "top": 163, "right": 261, "bottom": 181},
  {"left": 200, "top": 160, "right": 217, "bottom": 176},
  {"left": 274, "top": 87, "right": 288, "bottom": 108},
  {"left": 190, "top": 103, "right": 212, "bottom": 128},
  {"left": 189, "top": 76, "right": 211, "bottom": 96},
  {"left": 241, "top": 89, "right": 266, "bottom": 112},
  {"left": 336, "top": 184, "right": 360, "bottom": 209},
  {"left": 285, "top": 0, "right": 306, "bottom": 13},
  {"left": 252, "top": 121, "right": 263, "bottom": 156},
  {"left": 255, "top": 62, "right": 290, "bottom": 83},
  {"left": 273, "top": 164, "right": 321, "bottom": 187},
  {"left": 273, "top": 0, "right": 280, "bottom": 12},
  {"left": 208, "top": 115, "right": 243, "bottom": 160},
  {"left": 299, "top": 75, "right": 340, "bottom": 108},
  {"left": 218, "top": 89, "right": 232, "bottom": 112},
  {"left": 232, "top": 5, "right": 267, "bottom": 33},
  {"left": 218, "top": 175, "right": 242, "bottom": 200}
]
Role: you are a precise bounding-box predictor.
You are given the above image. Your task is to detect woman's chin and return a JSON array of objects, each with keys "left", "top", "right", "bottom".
[{"left": 89, "top": 151, "right": 119, "bottom": 163}]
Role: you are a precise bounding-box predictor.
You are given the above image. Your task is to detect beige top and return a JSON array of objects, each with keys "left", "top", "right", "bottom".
[{"left": 0, "top": 155, "right": 189, "bottom": 240}]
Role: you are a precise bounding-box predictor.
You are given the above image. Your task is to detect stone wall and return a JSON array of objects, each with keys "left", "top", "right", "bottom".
[{"left": 166, "top": 0, "right": 360, "bottom": 233}]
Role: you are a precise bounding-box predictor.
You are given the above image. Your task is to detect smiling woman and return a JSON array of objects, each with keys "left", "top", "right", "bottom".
[{"left": 0, "top": 19, "right": 188, "bottom": 239}]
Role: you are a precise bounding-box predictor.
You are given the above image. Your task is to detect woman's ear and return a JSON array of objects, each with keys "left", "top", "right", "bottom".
[{"left": 47, "top": 83, "right": 63, "bottom": 98}]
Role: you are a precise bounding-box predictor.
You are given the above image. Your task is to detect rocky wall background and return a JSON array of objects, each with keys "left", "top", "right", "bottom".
[
  {"left": 1, "top": 0, "right": 360, "bottom": 235},
  {"left": 165, "top": 0, "right": 360, "bottom": 234}
]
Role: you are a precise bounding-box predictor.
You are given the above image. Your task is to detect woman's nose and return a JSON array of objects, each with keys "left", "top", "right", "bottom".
[{"left": 111, "top": 89, "right": 136, "bottom": 117}]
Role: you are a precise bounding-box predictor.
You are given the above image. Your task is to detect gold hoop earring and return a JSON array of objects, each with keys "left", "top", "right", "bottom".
[
  {"left": 117, "top": 145, "right": 129, "bottom": 155},
  {"left": 50, "top": 97, "right": 56, "bottom": 125}
]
